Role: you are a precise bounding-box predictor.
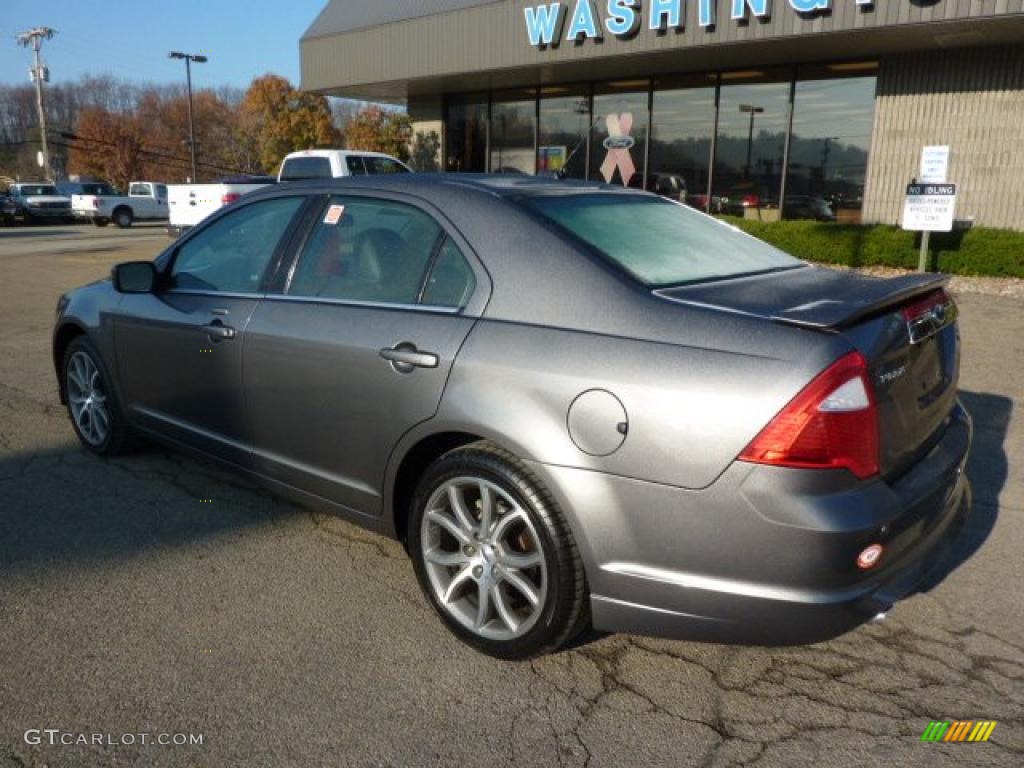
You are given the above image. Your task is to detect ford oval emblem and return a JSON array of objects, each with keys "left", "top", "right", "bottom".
[{"left": 603, "top": 135, "right": 635, "bottom": 151}]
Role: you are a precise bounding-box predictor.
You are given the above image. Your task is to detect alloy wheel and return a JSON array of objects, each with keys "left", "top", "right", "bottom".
[
  {"left": 66, "top": 350, "right": 110, "bottom": 447},
  {"left": 420, "top": 477, "right": 548, "bottom": 641}
]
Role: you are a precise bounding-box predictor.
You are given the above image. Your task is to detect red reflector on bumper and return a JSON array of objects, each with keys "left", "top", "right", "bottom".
[{"left": 857, "top": 544, "right": 884, "bottom": 570}]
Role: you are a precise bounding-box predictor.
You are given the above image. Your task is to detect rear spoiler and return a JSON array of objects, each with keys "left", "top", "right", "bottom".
[{"left": 771, "top": 273, "right": 950, "bottom": 331}]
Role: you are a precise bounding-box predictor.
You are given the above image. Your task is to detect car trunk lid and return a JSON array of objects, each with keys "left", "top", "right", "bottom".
[{"left": 656, "top": 266, "right": 960, "bottom": 478}]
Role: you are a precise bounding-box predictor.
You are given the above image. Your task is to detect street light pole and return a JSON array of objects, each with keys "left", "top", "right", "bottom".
[
  {"left": 821, "top": 136, "right": 839, "bottom": 191},
  {"left": 738, "top": 104, "right": 764, "bottom": 181},
  {"left": 168, "top": 51, "right": 208, "bottom": 182},
  {"left": 17, "top": 27, "right": 57, "bottom": 180}
]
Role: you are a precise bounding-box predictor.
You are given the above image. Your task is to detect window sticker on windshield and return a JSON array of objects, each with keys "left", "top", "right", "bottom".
[{"left": 324, "top": 204, "right": 346, "bottom": 226}]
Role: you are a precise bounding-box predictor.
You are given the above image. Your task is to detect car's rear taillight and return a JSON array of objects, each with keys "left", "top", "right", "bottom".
[
  {"left": 739, "top": 351, "right": 879, "bottom": 479},
  {"left": 92, "top": 199, "right": 100, "bottom": 209},
  {"left": 221, "top": 193, "right": 241, "bottom": 206}
]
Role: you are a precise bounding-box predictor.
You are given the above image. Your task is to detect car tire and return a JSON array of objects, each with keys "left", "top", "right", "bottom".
[
  {"left": 409, "top": 441, "right": 590, "bottom": 660},
  {"left": 113, "top": 208, "right": 133, "bottom": 229},
  {"left": 62, "top": 336, "right": 133, "bottom": 457},
  {"left": 93, "top": 219, "right": 109, "bottom": 228}
]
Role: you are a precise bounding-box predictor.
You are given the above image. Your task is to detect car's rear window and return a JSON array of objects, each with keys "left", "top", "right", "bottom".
[
  {"left": 522, "top": 193, "right": 802, "bottom": 287},
  {"left": 280, "top": 157, "right": 333, "bottom": 181}
]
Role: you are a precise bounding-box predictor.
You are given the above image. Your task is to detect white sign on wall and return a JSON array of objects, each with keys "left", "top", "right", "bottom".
[
  {"left": 919, "top": 146, "right": 951, "bottom": 184},
  {"left": 903, "top": 184, "right": 957, "bottom": 232}
]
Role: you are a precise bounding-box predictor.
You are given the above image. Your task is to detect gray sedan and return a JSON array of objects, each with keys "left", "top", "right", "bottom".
[{"left": 53, "top": 175, "right": 971, "bottom": 659}]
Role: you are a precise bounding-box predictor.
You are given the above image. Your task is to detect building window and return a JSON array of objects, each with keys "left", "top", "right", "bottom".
[
  {"left": 787, "top": 63, "right": 878, "bottom": 224},
  {"left": 538, "top": 86, "right": 590, "bottom": 179},
  {"left": 713, "top": 69, "right": 791, "bottom": 220},
  {"left": 491, "top": 89, "right": 537, "bottom": 175},
  {"left": 590, "top": 81, "right": 650, "bottom": 188},
  {"left": 649, "top": 73, "right": 718, "bottom": 208},
  {"left": 445, "top": 94, "right": 487, "bottom": 173},
  {"left": 441, "top": 60, "right": 878, "bottom": 219}
]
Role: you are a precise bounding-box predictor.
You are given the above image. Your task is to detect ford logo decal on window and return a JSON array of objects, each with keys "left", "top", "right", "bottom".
[{"left": 603, "top": 135, "right": 636, "bottom": 151}]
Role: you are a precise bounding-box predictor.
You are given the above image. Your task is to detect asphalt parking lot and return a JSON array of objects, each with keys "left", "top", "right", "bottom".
[{"left": 1, "top": 224, "right": 1021, "bottom": 768}]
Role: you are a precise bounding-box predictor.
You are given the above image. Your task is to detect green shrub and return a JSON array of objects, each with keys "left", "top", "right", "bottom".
[{"left": 720, "top": 217, "right": 1024, "bottom": 278}]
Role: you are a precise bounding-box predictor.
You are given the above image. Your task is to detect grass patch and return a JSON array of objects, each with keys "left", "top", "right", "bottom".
[{"left": 720, "top": 217, "right": 1024, "bottom": 278}]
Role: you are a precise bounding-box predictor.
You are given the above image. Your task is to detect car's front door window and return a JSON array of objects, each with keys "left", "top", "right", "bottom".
[{"left": 171, "top": 197, "right": 304, "bottom": 294}]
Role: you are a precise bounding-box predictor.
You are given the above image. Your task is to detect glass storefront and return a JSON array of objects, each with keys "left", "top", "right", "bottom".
[
  {"left": 713, "top": 70, "right": 791, "bottom": 219},
  {"left": 649, "top": 74, "right": 718, "bottom": 208},
  {"left": 787, "top": 63, "right": 878, "bottom": 224},
  {"left": 490, "top": 89, "right": 537, "bottom": 175},
  {"left": 443, "top": 61, "right": 878, "bottom": 222},
  {"left": 445, "top": 94, "right": 487, "bottom": 173},
  {"left": 590, "top": 82, "right": 649, "bottom": 188},
  {"left": 538, "top": 87, "right": 590, "bottom": 179}
]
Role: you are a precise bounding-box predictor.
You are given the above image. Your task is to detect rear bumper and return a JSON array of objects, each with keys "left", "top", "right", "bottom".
[{"left": 528, "top": 401, "right": 973, "bottom": 645}]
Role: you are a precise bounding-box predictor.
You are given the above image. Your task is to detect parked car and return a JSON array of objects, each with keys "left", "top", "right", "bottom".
[
  {"left": 628, "top": 172, "right": 688, "bottom": 203},
  {"left": 0, "top": 192, "right": 17, "bottom": 225},
  {"left": 277, "top": 149, "right": 412, "bottom": 182},
  {"left": 53, "top": 175, "right": 971, "bottom": 659},
  {"left": 167, "top": 176, "right": 277, "bottom": 238},
  {"left": 784, "top": 195, "right": 837, "bottom": 222},
  {"left": 71, "top": 181, "right": 169, "bottom": 229},
  {"left": 7, "top": 182, "right": 72, "bottom": 224},
  {"left": 58, "top": 181, "right": 119, "bottom": 198}
]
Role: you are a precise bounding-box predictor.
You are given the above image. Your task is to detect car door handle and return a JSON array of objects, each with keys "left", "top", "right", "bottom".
[
  {"left": 380, "top": 344, "right": 439, "bottom": 372},
  {"left": 204, "top": 322, "right": 237, "bottom": 341}
]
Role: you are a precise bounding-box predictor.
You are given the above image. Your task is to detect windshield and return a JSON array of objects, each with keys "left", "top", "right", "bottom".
[
  {"left": 19, "top": 185, "right": 58, "bottom": 196},
  {"left": 522, "top": 193, "right": 802, "bottom": 287}
]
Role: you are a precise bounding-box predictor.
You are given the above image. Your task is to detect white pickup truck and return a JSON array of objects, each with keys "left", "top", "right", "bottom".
[
  {"left": 166, "top": 151, "right": 412, "bottom": 237},
  {"left": 71, "top": 181, "right": 169, "bottom": 228},
  {"left": 167, "top": 176, "right": 276, "bottom": 237}
]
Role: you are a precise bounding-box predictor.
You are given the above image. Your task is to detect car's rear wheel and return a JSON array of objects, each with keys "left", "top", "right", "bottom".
[
  {"left": 409, "top": 442, "right": 589, "bottom": 659},
  {"left": 63, "top": 337, "right": 132, "bottom": 456},
  {"left": 113, "top": 208, "right": 133, "bottom": 228}
]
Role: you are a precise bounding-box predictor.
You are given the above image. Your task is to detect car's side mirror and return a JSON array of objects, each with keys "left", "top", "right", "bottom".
[{"left": 112, "top": 261, "right": 157, "bottom": 294}]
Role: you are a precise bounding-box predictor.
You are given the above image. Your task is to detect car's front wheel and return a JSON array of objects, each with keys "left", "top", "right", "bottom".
[
  {"left": 63, "top": 336, "right": 132, "bottom": 456},
  {"left": 409, "top": 442, "right": 589, "bottom": 659}
]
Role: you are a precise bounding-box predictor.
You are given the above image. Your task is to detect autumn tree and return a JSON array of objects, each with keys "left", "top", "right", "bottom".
[
  {"left": 67, "top": 107, "right": 145, "bottom": 190},
  {"left": 344, "top": 107, "right": 413, "bottom": 162},
  {"left": 240, "top": 75, "right": 339, "bottom": 175}
]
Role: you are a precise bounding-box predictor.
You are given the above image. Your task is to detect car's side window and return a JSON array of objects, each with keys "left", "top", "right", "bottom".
[
  {"left": 129, "top": 183, "right": 150, "bottom": 197},
  {"left": 287, "top": 197, "right": 443, "bottom": 305},
  {"left": 422, "top": 238, "right": 476, "bottom": 308},
  {"left": 170, "top": 197, "right": 304, "bottom": 294},
  {"left": 346, "top": 156, "right": 367, "bottom": 176},
  {"left": 364, "top": 157, "right": 409, "bottom": 175}
]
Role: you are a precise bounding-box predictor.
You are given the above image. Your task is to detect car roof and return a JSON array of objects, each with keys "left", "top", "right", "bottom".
[
  {"left": 265, "top": 173, "right": 645, "bottom": 204},
  {"left": 283, "top": 149, "right": 403, "bottom": 160}
]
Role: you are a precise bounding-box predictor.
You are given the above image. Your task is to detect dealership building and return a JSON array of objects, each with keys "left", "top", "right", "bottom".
[{"left": 301, "top": 0, "right": 1024, "bottom": 229}]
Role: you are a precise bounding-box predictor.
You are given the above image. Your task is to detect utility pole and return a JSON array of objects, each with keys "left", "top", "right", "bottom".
[
  {"left": 17, "top": 27, "right": 56, "bottom": 180},
  {"left": 168, "top": 51, "right": 208, "bottom": 182}
]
